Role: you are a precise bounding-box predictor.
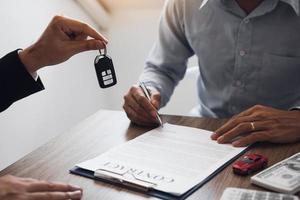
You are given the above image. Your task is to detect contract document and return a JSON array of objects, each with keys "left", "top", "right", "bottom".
[{"left": 73, "top": 123, "right": 247, "bottom": 198}]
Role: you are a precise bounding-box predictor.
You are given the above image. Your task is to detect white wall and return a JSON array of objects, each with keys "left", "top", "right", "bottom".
[
  {"left": 0, "top": 0, "right": 109, "bottom": 170},
  {"left": 0, "top": 0, "right": 198, "bottom": 171},
  {"left": 101, "top": 0, "right": 165, "bottom": 10},
  {"left": 104, "top": 7, "right": 199, "bottom": 115}
]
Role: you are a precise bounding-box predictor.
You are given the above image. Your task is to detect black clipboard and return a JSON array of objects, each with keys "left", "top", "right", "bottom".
[{"left": 69, "top": 147, "right": 249, "bottom": 200}]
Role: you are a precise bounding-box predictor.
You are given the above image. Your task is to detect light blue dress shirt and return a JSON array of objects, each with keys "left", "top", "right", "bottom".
[{"left": 140, "top": 0, "right": 300, "bottom": 118}]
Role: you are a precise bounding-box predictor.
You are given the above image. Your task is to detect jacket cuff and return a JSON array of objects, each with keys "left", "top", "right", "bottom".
[{"left": 0, "top": 49, "right": 44, "bottom": 111}]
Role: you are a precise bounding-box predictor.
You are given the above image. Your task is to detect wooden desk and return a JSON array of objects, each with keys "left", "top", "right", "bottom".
[{"left": 1, "top": 110, "right": 299, "bottom": 199}]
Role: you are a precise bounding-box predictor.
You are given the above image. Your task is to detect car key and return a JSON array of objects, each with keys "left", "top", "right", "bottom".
[{"left": 94, "top": 47, "right": 117, "bottom": 88}]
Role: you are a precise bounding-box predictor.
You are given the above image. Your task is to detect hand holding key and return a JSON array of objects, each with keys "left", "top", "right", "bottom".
[
  {"left": 139, "top": 82, "right": 163, "bottom": 126},
  {"left": 19, "top": 15, "right": 108, "bottom": 74},
  {"left": 123, "top": 84, "right": 161, "bottom": 127}
]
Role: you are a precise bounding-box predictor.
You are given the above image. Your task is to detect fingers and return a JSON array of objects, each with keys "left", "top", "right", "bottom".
[
  {"left": 123, "top": 104, "right": 158, "bottom": 127},
  {"left": 232, "top": 131, "right": 268, "bottom": 147},
  {"left": 26, "top": 181, "right": 81, "bottom": 193},
  {"left": 0, "top": 176, "right": 82, "bottom": 200},
  {"left": 24, "top": 190, "right": 82, "bottom": 200},
  {"left": 211, "top": 115, "right": 254, "bottom": 140},
  {"left": 211, "top": 105, "right": 267, "bottom": 140},
  {"left": 123, "top": 85, "right": 161, "bottom": 126},
  {"left": 124, "top": 93, "right": 154, "bottom": 120},
  {"left": 20, "top": 15, "right": 109, "bottom": 70},
  {"left": 16, "top": 177, "right": 37, "bottom": 183},
  {"left": 67, "top": 39, "right": 106, "bottom": 55},
  {"left": 150, "top": 91, "right": 161, "bottom": 110},
  {"left": 53, "top": 15, "right": 108, "bottom": 43},
  {"left": 131, "top": 88, "right": 158, "bottom": 118},
  {"left": 233, "top": 106, "right": 255, "bottom": 118},
  {"left": 216, "top": 121, "right": 267, "bottom": 144},
  {"left": 73, "top": 34, "right": 88, "bottom": 41},
  {"left": 211, "top": 105, "right": 281, "bottom": 146}
]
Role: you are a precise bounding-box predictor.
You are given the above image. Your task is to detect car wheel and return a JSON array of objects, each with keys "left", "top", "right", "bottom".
[{"left": 248, "top": 169, "right": 253, "bottom": 175}]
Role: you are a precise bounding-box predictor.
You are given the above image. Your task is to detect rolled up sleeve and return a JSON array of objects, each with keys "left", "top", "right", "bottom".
[{"left": 139, "top": 0, "right": 194, "bottom": 107}]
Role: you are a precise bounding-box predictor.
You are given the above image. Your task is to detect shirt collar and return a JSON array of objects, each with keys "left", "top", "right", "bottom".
[
  {"left": 200, "top": 0, "right": 209, "bottom": 9},
  {"left": 281, "top": 0, "right": 299, "bottom": 15},
  {"left": 199, "top": 0, "right": 299, "bottom": 16}
]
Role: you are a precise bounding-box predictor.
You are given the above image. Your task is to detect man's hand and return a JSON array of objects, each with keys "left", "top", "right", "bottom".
[
  {"left": 211, "top": 105, "right": 300, "bottom": 147},
  {"left": 0, "top": 175, "right": 82, "bottom": 200},
  {"left": 19, "top": 15, "right": 108, "bottom": 73},
  {"left": 123, "top": 84, "right": 161, "bottom": 126}
]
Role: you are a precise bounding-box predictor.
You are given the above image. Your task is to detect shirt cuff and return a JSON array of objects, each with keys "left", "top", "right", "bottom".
[
  {"left": 30, "top": 71, "right": 39, "bottom": 81},
  {"left": 290, "top": 107, "right": 300, "bottom": 111}
]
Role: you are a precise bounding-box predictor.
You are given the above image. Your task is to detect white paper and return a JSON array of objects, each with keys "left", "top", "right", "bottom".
[{"left": 76, "top": 123, "right": 246, "bottom": 196}]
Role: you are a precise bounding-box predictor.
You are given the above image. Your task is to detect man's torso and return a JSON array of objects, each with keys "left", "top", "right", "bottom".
[{"left": 182, "top": 0, "right": 300, "bottom": 117}]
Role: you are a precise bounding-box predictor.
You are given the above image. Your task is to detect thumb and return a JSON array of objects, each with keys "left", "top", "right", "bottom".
[
  {"left": 151, "top": 92, "right": 161, "bottom": 110},
  {"left": 68, "top": 39, "right": 105, "bottom": 55}
]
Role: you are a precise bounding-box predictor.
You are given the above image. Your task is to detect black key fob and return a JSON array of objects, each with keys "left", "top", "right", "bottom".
[{"left": 94, "top": 48, "right": 117, "bottom": 88}]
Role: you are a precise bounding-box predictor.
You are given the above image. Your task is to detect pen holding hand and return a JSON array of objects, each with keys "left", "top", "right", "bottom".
[
  {"left": 123, "top": 84, "right": 162, "bottom": 127},
  {"left": 139, "top": 82, "right": 163, "bottom": 127}
]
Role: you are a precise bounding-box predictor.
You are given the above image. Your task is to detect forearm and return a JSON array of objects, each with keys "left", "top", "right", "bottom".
[
  {"left": 139, "top": 63, "right": 181, "bottom": 108},
  {"left": 139, "top": 0, "right": 194, "bottom": 107}
]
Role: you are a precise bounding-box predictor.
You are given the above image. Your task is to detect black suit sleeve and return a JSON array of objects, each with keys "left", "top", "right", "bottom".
[{"left": 0, "top": 50, "right": 44, "bottom": 112}]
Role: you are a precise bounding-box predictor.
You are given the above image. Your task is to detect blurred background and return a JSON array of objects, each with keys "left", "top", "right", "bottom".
[{"left": 0, "top": 0, "right": 197, "bottom": 170}]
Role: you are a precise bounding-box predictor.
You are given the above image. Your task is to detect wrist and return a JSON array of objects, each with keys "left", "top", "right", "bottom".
[{"left": 19, "top": 44, "right": 42, "bottom": 74}]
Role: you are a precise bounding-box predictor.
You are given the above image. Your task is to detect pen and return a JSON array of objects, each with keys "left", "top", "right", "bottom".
[{"left": 139, "top": 82, "right": 163, "bottom": 127}]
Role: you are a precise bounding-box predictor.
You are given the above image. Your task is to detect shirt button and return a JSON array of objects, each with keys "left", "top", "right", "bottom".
[
  {"left": 231, "top": 106, "right": 238, "bottom": 113},
  {"left": 236, "top": 80, "right": 242, "bottom": 87},
  {"left": 244, "top": 19, "right": 250, "bottom": 24},
  {"left": 239, "top": 50, "right": 246, "bottom": 56}
]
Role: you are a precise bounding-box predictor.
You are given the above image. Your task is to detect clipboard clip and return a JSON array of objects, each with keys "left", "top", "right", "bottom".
[{"left": 95, "top": 168, "right": 157, "bottom": 192}]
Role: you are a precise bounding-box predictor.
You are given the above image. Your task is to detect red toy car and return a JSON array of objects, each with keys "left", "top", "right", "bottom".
[{"left": 233, "top": 154, "right": 268, "bottom": 175}]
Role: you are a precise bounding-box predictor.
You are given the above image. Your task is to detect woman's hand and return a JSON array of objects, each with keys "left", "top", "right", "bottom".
[
  {"left": 0, "top": 175, "right": 82, "bottom": 200},
  {"left": 19, "top": 15, "right": 108, "bottom": 73}
]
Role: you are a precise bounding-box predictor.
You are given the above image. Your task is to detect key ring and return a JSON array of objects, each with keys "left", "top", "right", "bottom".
[{"left": 99, "top": 45, "right": 107, "bottom": 56}]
